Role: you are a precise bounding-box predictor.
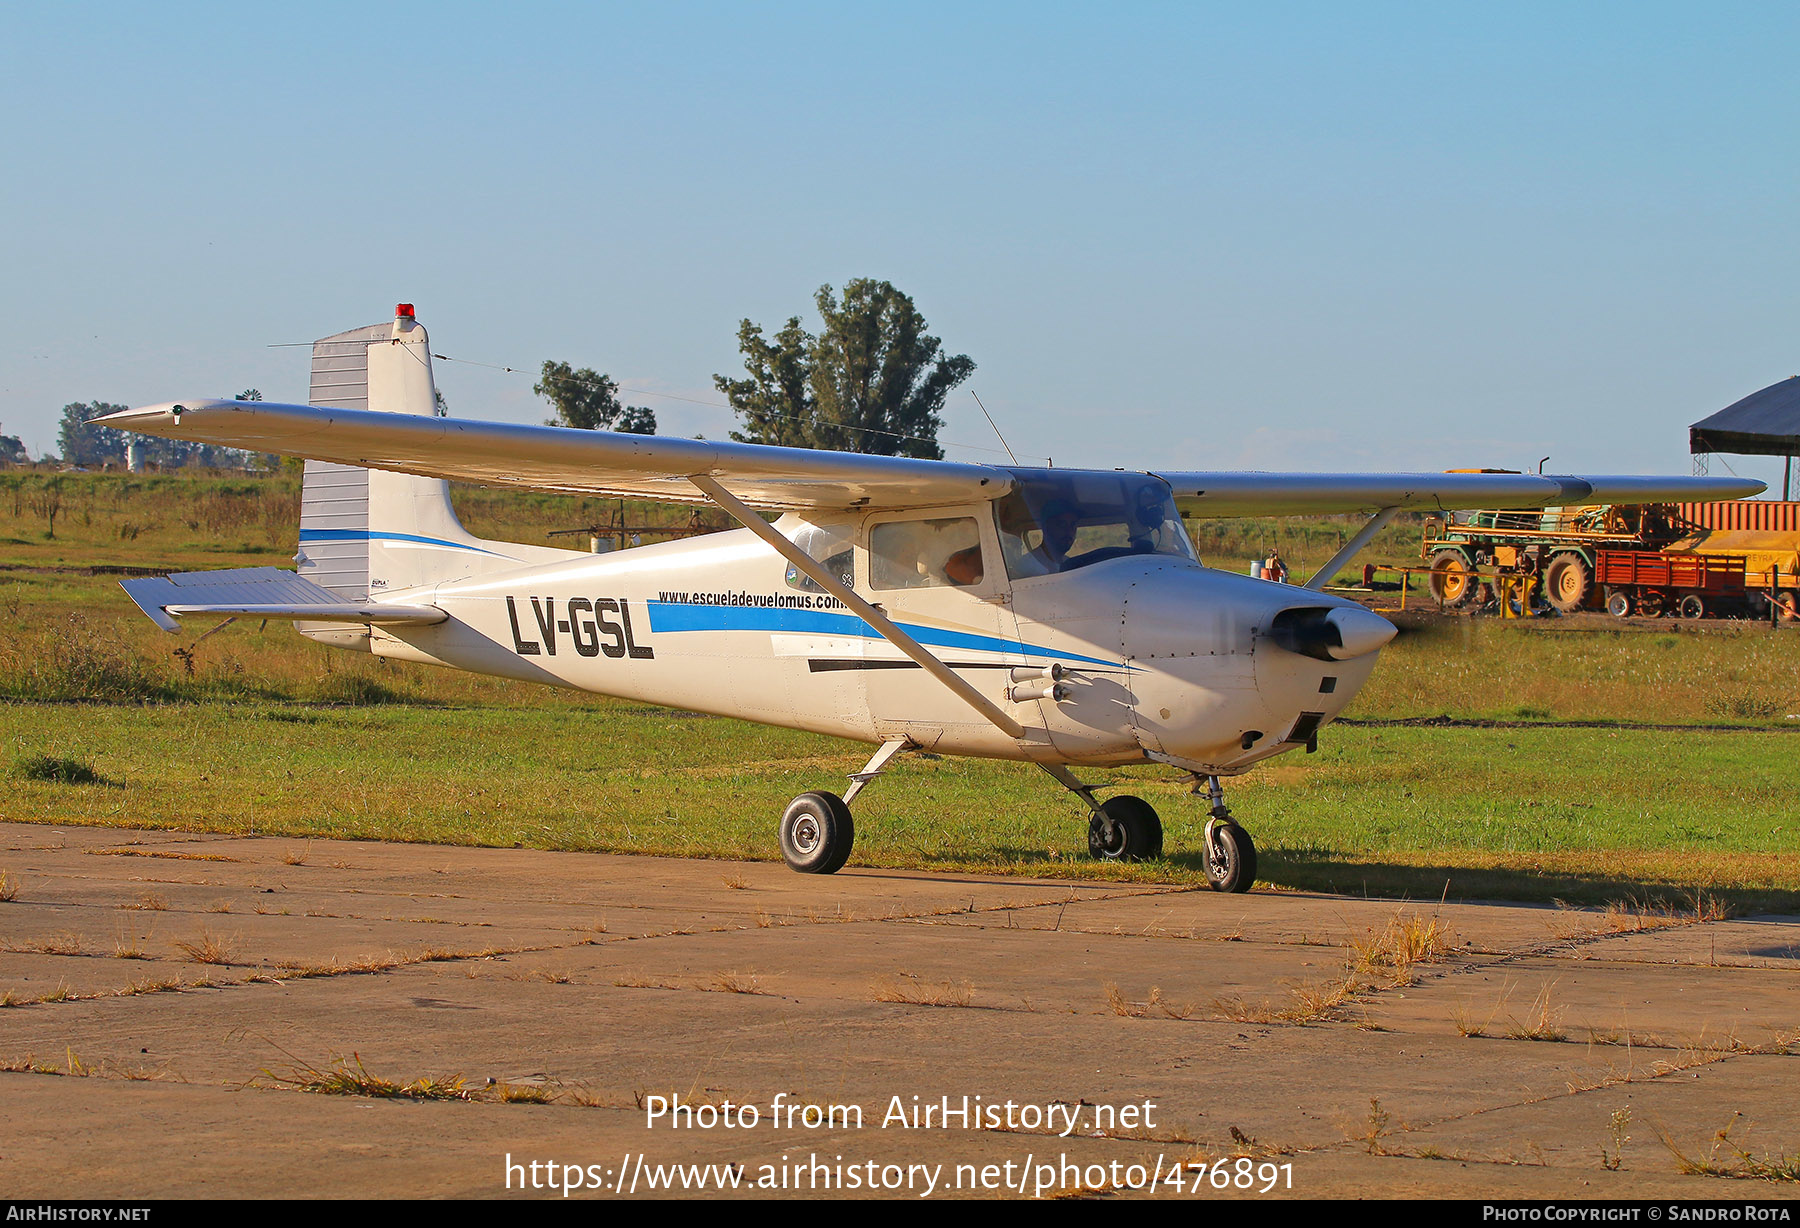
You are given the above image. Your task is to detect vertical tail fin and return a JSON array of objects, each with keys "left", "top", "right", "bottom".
[{"left": 297, "top": 306, "right": 523, "bottom": 600}]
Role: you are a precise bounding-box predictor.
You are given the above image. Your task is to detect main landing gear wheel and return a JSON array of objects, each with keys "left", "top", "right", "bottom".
[
  {"left": 1086, "top": 795, "right": 1163, "bottom": 862},
  {"left": 1204, "top": 823, "right": 1257, "bottom": 894},
  {"left": 780, "top": 791, "right": 855, "bottom": 874}
]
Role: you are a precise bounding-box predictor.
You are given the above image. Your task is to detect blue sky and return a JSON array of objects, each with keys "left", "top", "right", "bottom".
[{"left": 4, "top": 2, "right": 1796, "bottom": 489}]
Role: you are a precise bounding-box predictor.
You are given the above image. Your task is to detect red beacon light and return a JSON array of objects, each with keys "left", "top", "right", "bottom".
[{"left": 395, "top": 303, "right": 415, "bottom": 319}]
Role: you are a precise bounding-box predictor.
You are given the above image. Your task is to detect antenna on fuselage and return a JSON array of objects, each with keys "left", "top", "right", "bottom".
[{"left": 970, "top": 391, "right": 1019, "bottom": 466}]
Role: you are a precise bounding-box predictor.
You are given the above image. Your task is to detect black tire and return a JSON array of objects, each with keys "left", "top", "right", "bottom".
[
  {"left": 1638, "top": 590, "right": 1666, "bottom": 618},
  {"left": 1777, "top": 590, "right": 1799, "bottom": 622},
  {"left": 1605, "top": 589, "right": 1633, "bottom": 618},
  {"left": 1678, "top": 594, "right": 1707, "bottom": 621},
  {"left": 780, "top": 791, "right": 855, "bottom": 874},
  {"left": 1427, "top": 550, "right": 1477, "bottom": 608},
  {"left": 1543, "top": 553, "right": 1592, "bottom": 613},
  {"left": 1204, "top": 824, "right": 1257, "bottom": 894},
  {"left": 1086, "top": 795, "right": 1163, "bottom": 862}
]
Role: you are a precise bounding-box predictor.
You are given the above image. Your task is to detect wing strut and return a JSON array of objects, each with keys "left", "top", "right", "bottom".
[
  {"left": 689, "top": 475, "right": 1028, "bottom": 740},
  {"left": 1302, "top": 506, "right": 1401, "bottom": 591}
]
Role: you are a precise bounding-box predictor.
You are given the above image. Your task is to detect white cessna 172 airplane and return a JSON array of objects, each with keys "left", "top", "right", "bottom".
[{"left": 103, "top": 307, "right": 1763, "bottom": 891}]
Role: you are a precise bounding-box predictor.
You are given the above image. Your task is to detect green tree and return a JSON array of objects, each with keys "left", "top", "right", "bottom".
[
  {"left": 714, "top": 279, "right": 974, "bottom": 459},
  {"left": 60, "top": 398, "right": 260, "bottom": 471},
  {"left": 534, "top": 362, "right": 656, "bottom": 434},
  {"left": 58, "top": 402, "right": 129, "bottom": 467}
]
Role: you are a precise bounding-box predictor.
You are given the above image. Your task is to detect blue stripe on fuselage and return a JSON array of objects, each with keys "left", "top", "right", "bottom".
[
  {"left": 644, "top": 600, "right": 1122, "bottom": 669},
  {"left": 298, "top": 529, "right": 510, "bottom": 557}
]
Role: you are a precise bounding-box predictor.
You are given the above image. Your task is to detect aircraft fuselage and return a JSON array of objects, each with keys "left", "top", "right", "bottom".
[{"left": 345, "top": 512, "right": 1384, "bottom": 775}]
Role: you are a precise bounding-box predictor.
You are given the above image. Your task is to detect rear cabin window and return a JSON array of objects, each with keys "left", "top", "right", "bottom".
[{"left": 784, "top": 521, "right": 855, "bottom": 593}]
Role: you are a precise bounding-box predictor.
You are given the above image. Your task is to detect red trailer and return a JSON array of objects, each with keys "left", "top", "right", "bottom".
[{"left": 1594, "top": 550, "right": 1747, "bottom": 619}]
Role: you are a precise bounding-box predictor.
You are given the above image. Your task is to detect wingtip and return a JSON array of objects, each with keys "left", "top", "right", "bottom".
[
  {"left": 90, "top": 400, "right": 242, "bottom": 430},
  {"left": 91, "top": 402, "right": 179, "bottom": 428},
  {"left": 1715, "top": 478, "right": 1771, "bottom": 500}
]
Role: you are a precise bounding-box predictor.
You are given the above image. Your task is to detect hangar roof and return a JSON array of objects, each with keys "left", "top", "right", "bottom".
[{"left": 1690, "top": 375, "right": 1800, "bottom": 457}]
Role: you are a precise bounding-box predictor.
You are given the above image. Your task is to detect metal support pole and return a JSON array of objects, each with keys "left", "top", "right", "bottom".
[
  {"left": 844, "top": 738, "right": 911, "bottom": 805},
  {"left": 1039, "top": 763, "right": 1104, "bottom": 816}
]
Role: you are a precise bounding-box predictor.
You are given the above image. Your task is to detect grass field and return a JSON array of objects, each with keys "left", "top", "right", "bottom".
[{"left": 3, "top": 470, "right": 1797, "bottom": 909}]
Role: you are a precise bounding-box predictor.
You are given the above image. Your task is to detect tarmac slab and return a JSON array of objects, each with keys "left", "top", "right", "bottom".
[{"left": 2, "top": 821, "right": 1797, "bottom": 1200}]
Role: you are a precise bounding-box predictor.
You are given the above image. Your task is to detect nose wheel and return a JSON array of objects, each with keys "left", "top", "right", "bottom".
[
  {"left": 1199, "top": 775, "right": 1256, "bottom": 893},
  {"left": 1203, "top": 819, "right": 1257, "bottom": 893}
]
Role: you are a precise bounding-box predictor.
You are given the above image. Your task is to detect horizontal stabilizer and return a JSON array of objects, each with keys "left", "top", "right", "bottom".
[{"left": 119, "top": 567, "right": 446, "bottom": 633}]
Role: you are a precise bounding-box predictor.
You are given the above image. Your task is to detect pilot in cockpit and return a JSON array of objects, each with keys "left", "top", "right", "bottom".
[{"left": 1014, "top": 498, "right": 1081, "bottom": 577}]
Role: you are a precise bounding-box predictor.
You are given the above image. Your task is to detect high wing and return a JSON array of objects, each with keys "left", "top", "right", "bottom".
[
  {"left": 97, "top": 400, "right": 1009, "bottom": 511},
  {"left": 1159, "top": 471, "right": 1765, "bottom": 516},
  {"left": 98, "top": 399, "right": 1765, "bottom": 513}
]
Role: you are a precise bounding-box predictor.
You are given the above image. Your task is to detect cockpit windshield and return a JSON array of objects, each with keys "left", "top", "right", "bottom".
[{"left": 994, "top": 470, "right": 1197, "bottom": 580}]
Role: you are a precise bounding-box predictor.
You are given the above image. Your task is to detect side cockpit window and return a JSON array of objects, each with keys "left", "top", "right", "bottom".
[
  {"left": 995, "top": 471, "right": 1196, "bottom": 580},
  {"left": 869, "top": 517, "right": 985, "bottom": 590}
]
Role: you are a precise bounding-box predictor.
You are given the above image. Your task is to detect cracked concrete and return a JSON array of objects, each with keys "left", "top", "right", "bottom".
[{"left": 1, "top": 821, "right": 1796, "bottom": 1199}]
